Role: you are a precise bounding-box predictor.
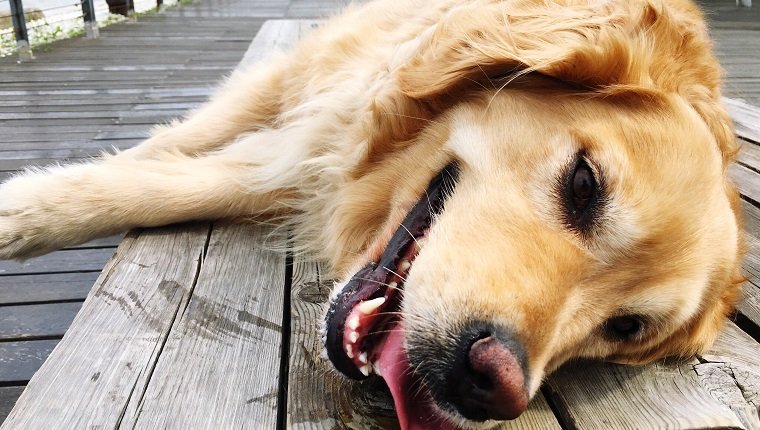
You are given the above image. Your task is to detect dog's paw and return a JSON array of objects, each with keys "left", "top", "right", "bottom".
[
  {"left": 0, "top": 213, "right": 36, "bottom": 260},
  {"left": 0, "top": 172, "right": 73, "bottom": 259}
]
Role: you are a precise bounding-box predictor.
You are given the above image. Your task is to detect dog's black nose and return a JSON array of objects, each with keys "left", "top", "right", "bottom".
[{"left": 452, "top": 332, "right": 529, "bottom": 421}]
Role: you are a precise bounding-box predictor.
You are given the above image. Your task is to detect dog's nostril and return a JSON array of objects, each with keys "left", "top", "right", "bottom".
[
  {"left": 455, "top": 334, "right": 528, "bottom": 421},
  {"left": 470, "top": 370, "right": 494, "bottom": 391},
  {"left": 467, "top": 330, "right": 495, "bottom": 390}
]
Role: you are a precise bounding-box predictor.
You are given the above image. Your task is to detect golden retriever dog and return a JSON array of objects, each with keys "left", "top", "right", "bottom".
[{"left": 0, "top": 0, "right": 744, "bottom": 428}]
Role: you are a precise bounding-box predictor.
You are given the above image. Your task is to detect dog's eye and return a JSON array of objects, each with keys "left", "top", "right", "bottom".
[
  {"left": 604, "top": 315, "right": 645, "bottom": 342},
  {"left": 572, "top": 163, "right": 595, "bottom": 207},
  {"left": 562, "top": 157, "right": 600, "bottom": 232}
]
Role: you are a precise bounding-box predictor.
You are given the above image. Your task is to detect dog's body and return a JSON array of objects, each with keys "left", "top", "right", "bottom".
[{"left": 0, "top": 0, "right": 744, "bottom": 429}]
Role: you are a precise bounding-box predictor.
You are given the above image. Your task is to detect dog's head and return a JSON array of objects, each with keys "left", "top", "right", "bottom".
[{"left": 322, "top": 1, "right": 743, "bottom": 428}]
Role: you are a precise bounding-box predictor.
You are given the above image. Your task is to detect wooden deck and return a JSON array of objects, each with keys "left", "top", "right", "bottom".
[
  {"left": 701, "top": 4, "right": 760, "bottom": 109},
  {"left": 0, "top": 1, "right": 759, "bottom": 429}
]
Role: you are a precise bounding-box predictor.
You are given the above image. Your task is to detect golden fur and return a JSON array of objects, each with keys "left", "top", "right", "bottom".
[{"left": 0, "top": 0, "right": 744, "bottom": 424}]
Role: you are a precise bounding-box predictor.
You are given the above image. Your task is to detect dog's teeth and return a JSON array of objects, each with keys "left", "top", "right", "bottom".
[
  {"left": 359, "top": 364, "right": 371, "bottom": 376},
  {"left": 349, "top": 331, "right": 360, "bottom": 343},
  {"left": 399, "top": 260, "right": 411, "bottom": 272},
  {"left": 373, "top": 362, "right": 383, "bottom": 376},
  {"left": 346, "top": 344, "right": 354, "bottom": 358},
  {"left": 388, "top": 281, "right": 398, "bottom": 290},
  {"left": 347, "top": 315, "right": 360, "bottom": 330},
  {"left": 357, "top": 296, "right": 386, "bottom": 314},
  {"left": 358, "top": 352, "right": 368, "bottom": 364}
]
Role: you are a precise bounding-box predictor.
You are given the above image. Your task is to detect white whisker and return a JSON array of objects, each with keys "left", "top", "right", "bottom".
[
  {"left": 382, "top": 266, "right": 407, "bottom": 281},
  {"left": 398, "top": 222, "right": 422, "bottom": 249}
]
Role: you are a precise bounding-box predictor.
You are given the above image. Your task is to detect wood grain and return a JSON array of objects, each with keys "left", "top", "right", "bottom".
[
  {"left": 730, "top": 163, "right": 760, "bottom": 206},
  {"left": 127, "top": 223, "right": 287, "bottom": 429},
  {"left": 0, "top": 224, "right": 209, "bottom": 429},
  {"left": 287, "top": 257, "right": 562, "bottom": 430},
  {"left": 740, "top": 200, "right": 760, "bottom": 329},
  {"left": 238, "top": 19, "right": 320, "bottom": 69},
  {"left": 545, "top": 360, "right": 745, "bottom": 429},
  {"left": 738, "top": 139, "right": 760, "bottom": 172},
  {"left": 545, "top": 319, "right": 760, "bottom": 430},
  {"left": 698, "top": 323, "right": 760, "bottom": 430},
  {"left": 725, "top": 97, "right": 760, "bottom": 144}
]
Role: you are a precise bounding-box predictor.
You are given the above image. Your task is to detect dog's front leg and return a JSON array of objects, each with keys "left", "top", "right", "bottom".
[{"left": 0, "top": 149, "right": 284, "bottom": 260}]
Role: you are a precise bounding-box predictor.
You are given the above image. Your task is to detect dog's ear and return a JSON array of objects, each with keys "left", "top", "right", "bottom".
[{"left": 394, "top": 0, "right": 737, "bottom": 164}]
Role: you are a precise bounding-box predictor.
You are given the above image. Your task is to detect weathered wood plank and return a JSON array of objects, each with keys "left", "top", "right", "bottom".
[
  {"left": 127, "top": 223, "right": 286, "bottom": 429},
  {"left": 288, "top": 257, "right": 562, "bottom": 429},
  {"left": 0, "top": 303, "right": 83, "bottom": 340},
  {"left": 0, "top": 341, "right": 59, "bottom": 382},
  {"left": 0, "top": 248, "right": 115, "bottom": 276},
  {"left": 0, "top": 272, "right": 100, "bottom": 305},
  {"left": 738, "top": 139, "right": 760, "bottom": 172},
  {"left": 545, "top": 362, "right": 745, "bottom": 429},
  {"left": 0, "top": 224, "right": 209, "bottom": 429},
  {"left": 730, "top": 163, "right": 760, "bottom": 205},
  {"left": 725, "top": 98, "right": 760, "bottom": 144},
  {"left": 544, "top": 320, "right": 760, "bottom": 429},
  {"left": 238, "top": 19, "right": 320, "bottom": 69},
  {"left": 698, "top": 323, "right": 760, "bottom": 430},
  {"left": 0, "top": 387, "right": 24, "bottom": 426},
  {"left": 740, "top": 200, "right": 760, "bottom": 329}
]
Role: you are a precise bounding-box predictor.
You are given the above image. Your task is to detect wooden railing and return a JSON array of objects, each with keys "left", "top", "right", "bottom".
[{"left": 5, "top": 0, "right": 162, "bottom": 62}]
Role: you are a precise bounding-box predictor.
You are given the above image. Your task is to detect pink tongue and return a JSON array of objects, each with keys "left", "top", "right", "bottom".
[{"left": 376, "top": 323, "right": 457, "bottom": 430}]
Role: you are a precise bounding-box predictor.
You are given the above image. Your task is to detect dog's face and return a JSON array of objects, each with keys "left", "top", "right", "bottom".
[
  {"left": 402, "top": 89, "right": 741, "bottom": 424},
  {"left": 322, "top": 1, "right": 743, "bottom": 429}
]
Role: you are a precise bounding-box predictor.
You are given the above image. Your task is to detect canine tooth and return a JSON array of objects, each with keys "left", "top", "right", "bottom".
[
  {"left": 359, "top": 352, "right": 368, "bottom": 364},
  {"left": 388, "top": 281, "right": 398, "bottom": 289},
  {"left": 373, "top": 362, "right": 383, "bottom": 376},
  {"left": 346, "top": 344, "right": 354, "bottom": 358},
  {"left": 347, "top": 316, "right": 360, "bottom": 330},
  {"left": 359, "top": 364, "right": 371, "bottom": 376},
  {"left": 399, "top": 260, "right": 411, "bottom": 272},
  {"left": 357, "top": 297, "right": 386, "bottom": 314},
  {"left": 349, "top": 331, "right": 359, "bottom": 343}
]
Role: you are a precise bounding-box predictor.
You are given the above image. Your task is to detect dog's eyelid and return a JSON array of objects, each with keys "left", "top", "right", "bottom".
[{"left": 578, "top": 153, "right": 606, "bottom": 192}]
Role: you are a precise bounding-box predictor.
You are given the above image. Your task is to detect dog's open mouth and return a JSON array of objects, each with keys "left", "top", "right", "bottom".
[{"left": 324, "top": 163, "right": 459, "bottom": 430}]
